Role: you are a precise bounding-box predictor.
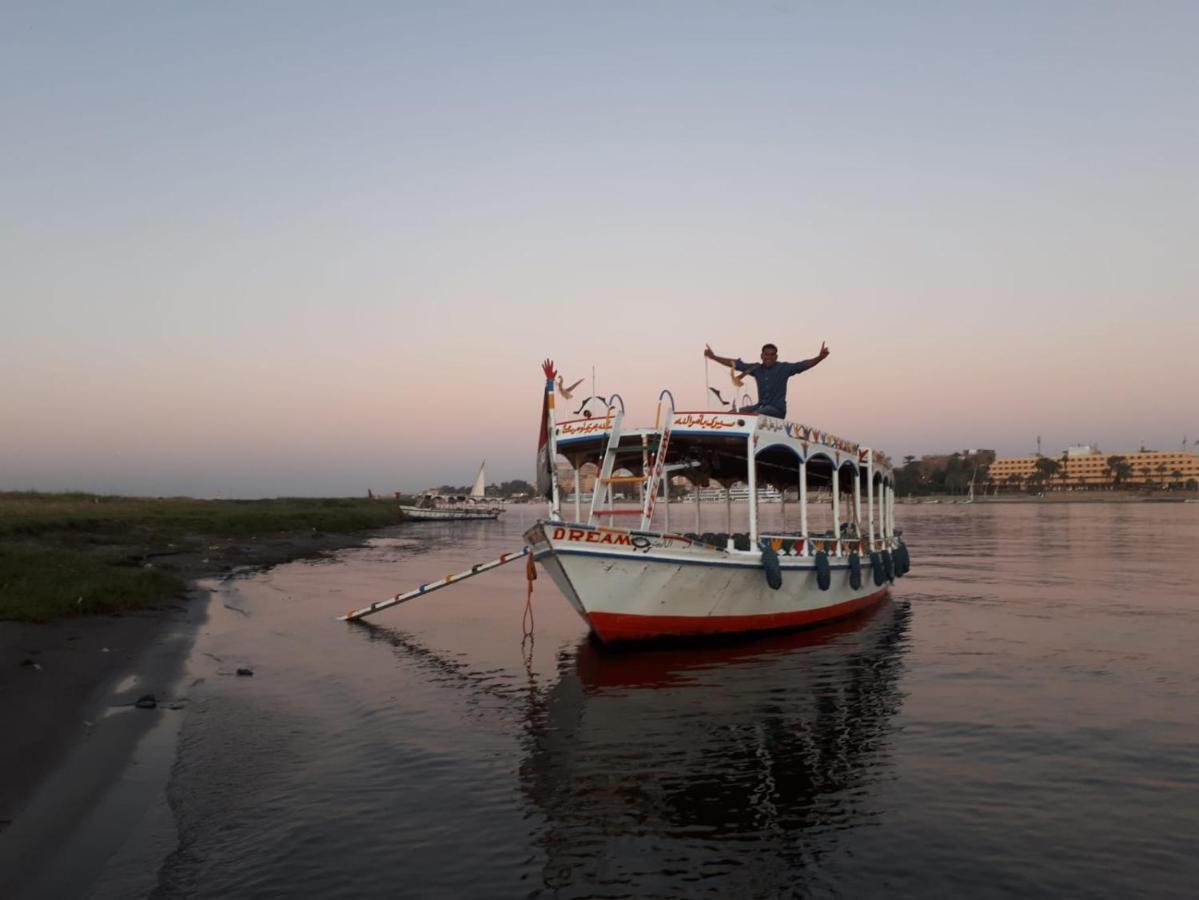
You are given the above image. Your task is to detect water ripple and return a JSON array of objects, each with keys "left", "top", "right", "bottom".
[{"left": 146, "top": 503, "right": 1199, "bottom": 899}]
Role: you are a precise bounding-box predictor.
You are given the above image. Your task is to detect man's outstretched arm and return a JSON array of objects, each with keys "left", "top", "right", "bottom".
[
  {"left": 704, "top": 344, "right": 738, "bottom": 368},
  {"left": 799, "top": 341, "right": 830, "bottom": 369}
]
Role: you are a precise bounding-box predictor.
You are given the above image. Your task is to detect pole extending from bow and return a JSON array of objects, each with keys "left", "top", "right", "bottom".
[{"left": 339, "top": 547, "right": 532, "bottom": 621}]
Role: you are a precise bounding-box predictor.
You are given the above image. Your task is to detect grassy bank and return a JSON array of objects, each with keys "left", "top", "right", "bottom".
[{"left": 0, "top": 493, "right": 404, "bottom": 622}]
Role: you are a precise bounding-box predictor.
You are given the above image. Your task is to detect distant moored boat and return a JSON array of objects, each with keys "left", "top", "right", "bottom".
[{"left": 399, "top": 462, "right": 504, "bottom": 521}]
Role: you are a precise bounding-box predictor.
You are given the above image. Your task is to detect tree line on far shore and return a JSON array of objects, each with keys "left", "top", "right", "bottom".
[{"left": 894, "top": 451, "right": 1197, "bottom": 496}]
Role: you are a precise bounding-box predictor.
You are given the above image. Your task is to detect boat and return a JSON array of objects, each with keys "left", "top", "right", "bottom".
[
  {"left": 524, "top": 361, "right": 909, "bottom": 643},
  {"left": 399, "top": 462, "right": 504, "bottom": 521}
]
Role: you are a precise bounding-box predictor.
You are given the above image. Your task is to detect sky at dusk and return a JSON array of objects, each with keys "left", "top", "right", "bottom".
[{"left": 3, "top": 2, "right": 1196, "bottom": 497}]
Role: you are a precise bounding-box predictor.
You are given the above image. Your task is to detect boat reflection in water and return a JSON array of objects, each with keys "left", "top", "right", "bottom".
[{"left": 520, "top": 600, "right": 912, "bottom": 895}]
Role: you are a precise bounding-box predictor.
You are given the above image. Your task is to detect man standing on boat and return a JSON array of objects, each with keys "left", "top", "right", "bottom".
[{"left": 704, "top": 341, "right": 829, "bottom": 418}]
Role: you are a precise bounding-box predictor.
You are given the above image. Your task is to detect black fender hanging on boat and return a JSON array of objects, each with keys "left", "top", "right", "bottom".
[
  {"left": 895, "top": 543, "right": 910, "bottom": 576},
  {"left": 761, "top": 543, "right": 782, "bottom": 590},
  {"left": 848, "top": 551, "right": 862, "bottom": 590},
  {"left": 870, "top": 551, "right": 885, "bottom": 586},
  {"left": 882, "top": 549, "right": 894, "bottom": 583},
  {"left": 814, "top": 550, "right": 831, "bottom": 591}
]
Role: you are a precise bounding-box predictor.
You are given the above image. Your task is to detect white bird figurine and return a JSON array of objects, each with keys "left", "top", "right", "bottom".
[{"left": 557, "top": 375, "right": 584, "bottom": 399}]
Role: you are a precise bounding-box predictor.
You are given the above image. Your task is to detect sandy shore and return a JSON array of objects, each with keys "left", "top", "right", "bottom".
[{"left": 0, "top": 529, "right": 389, "bottom": 894}]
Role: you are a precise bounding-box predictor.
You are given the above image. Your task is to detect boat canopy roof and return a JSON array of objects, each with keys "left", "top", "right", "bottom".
[{"left": 554, "top": 410, "right": 894, "bottom": 488}]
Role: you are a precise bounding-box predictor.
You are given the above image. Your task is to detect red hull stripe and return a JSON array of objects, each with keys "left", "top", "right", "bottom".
[{"left": 587, "top": 588, "right": 890, "bottom": 642}]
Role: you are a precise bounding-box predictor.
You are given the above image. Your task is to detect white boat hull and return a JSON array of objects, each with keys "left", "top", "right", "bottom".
[
  {"left": 400, "top": 505, "right": 502, "bottom": 521},
  {"left": 525, "top": 521, "right": 891, "bottom": 642}
]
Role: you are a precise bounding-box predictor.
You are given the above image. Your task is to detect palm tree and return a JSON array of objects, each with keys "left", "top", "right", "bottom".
[
  {"left": 977, "top": 463, "right": 992, "bottom": 495},
  {"left": 1035, "top": 457, "right": 1060, "bottom": 491},
  {"left": 1059, "top": 450, "right": 1071, "bottom": 489},
  {"left": 1171, "top": 469, "right": 1183, "bottom": 489},
  {"left": 1006, "top": 473, "right": 1024, "bottom": 493},
  {"left": 1155, "top": 462, "right": 1168, "bottom": 489},
  {"left": 1107, "top": 455, "right": 1130, "bottom": 489}
]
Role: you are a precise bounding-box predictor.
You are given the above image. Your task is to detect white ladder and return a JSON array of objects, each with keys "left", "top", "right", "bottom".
[
  {"left": 640, "top": 392, "right": 676, "bottom": 530},
  {"left": 588, "top": 410, "right": 638, "bottom": 524}
]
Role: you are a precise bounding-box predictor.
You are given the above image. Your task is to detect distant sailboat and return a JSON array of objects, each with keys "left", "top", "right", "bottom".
[{"left": 399, "top": 461, "right": 504, "bottom": 521}]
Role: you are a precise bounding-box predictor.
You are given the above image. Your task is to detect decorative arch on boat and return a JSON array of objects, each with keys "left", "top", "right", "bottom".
[
  {"left": 800, "top": 450, "right": 848, "bottom": 493},
  {"left": 751, "top": 441, "right": 803, "bottom": 492},
  {"left": 835, "top": 458, "right": 859, "bottom": 484},
  {"left": 750, "top": 442, "right": 867, "bottom": 493},
  {"left": 800, "top": 452, "right": 837, "bottom": 490}
]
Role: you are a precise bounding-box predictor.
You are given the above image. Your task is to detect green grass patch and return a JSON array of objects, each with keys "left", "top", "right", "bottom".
[
  {"left": 0, "top": 544, "right": 186, "bottom": 622},
  {"left": 0, "top": 492, "right": 402, "bottom": 540},
  {"left": 0, "top": 492, "right": 404, "bottom": 621}
]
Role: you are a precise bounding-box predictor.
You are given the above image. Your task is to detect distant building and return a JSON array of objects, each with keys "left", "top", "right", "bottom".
[
  {"left": 988, "top": 448, "right": 1199, "bottom": 488},
  {"left": 556, "top": 462, "right": 599, "bottom": 495}
]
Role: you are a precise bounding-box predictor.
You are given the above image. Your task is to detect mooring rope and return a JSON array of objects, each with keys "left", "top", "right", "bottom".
[{"left": 522, "top": 550, "right": 536, "bottom": 638}]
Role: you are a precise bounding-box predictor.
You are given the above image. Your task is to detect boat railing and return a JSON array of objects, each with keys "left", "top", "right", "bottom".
[
  {"left": 753, "top": 531, "right": 896, "bottom": 557},
  {"left": 672, "top": 530, "right": 890, "bottom": 558},
  {"left": 551, "top": 383, "right": 899, "bottom": 556}
]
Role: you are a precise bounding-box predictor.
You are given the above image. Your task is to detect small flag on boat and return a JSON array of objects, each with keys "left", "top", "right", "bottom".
[{"left": 536, "top": 359, "right": 557, "bottom": 499}]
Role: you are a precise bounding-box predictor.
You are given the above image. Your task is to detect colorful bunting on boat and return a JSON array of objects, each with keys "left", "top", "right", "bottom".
[{"left": 780, "top": 421, "right": 858, "bottom": 455}]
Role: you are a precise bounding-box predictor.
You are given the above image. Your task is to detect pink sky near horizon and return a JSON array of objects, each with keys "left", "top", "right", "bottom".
[
  {"left": 2, "top": 3, "right": 1196, "bottom": 497},
  {"left": 5, "top": 314, "right": 1194, "bottom": 497}
]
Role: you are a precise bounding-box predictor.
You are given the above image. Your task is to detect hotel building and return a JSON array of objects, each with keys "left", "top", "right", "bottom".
[{"left": 987, "top": 446, "right": 1199, "bottom": 488}]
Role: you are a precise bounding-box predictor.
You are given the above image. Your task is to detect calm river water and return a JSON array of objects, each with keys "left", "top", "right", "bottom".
[{"left": 144, "top": 502, "right": 1195, "bottom": 898}]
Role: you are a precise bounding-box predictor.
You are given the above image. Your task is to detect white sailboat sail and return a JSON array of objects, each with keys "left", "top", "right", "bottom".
[{"left": 470, "top": 461, "right": 487, "bottom": 499}]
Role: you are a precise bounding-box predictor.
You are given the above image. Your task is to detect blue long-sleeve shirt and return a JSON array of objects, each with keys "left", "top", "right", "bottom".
[{"left": 734, "top": 358, "right": 812, "bottom": 418}]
